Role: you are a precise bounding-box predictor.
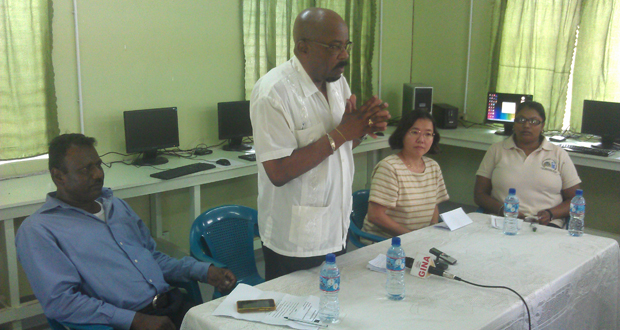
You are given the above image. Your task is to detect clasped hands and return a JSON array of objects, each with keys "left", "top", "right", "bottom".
[
  {"left": 131, "top": 266, "right": 236, "bottom": 330},
  {"left": 337, "top": 95, "right": 391, "bottom": 141}
]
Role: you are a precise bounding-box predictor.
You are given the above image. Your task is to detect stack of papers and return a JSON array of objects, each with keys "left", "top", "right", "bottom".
[
  {"left": 367, "top": 254, "right": 388, "bottom": 273},
  {"left": 212, "top": 283, "right": 323, "bottom": 329}
]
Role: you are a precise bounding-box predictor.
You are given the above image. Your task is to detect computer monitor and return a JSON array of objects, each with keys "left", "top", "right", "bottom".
[
  {"left": 123, "top": 107, "right": 179, "bottom": 165},
  {"left": 218, "top": 100, "right": 252, "bottom": 151},
  {"left": 486, "top": 92, "right": 534, "bottom": 135},
  {"left": 581, "top": 100, "right": 620, "bottom": 150}
]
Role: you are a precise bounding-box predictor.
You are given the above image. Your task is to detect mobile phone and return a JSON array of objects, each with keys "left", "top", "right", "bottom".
[
  {"left": 429, "top": 248, "right": 457, "bottom": 265},
  {"left": 236, "top": 298, "right": 276, "bottom": 313}
]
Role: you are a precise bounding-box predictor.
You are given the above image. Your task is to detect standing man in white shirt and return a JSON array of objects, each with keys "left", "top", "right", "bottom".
[{"left": 250, "top": 7, "right": 391, "bottom": 280}]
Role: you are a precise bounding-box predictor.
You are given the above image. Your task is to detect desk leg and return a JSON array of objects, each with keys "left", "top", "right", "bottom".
[
  {"left": 366, "top": 149, "right": 380, "bottom": 189},
  {"left": 189, "top": 186, "right": 201, "bottom": 224},
  {"left": 150, "top": 194, "right": 163, "bottom": 239},
  {"left": 4, "top": 219, "right": 22, "bottom": 328}
]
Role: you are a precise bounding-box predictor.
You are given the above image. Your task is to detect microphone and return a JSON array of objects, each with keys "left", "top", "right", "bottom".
[
  {"left": 427, "top": 265, "right": 458, "bottom": 280},
  {"left": 405, "top": 256, "right": 448, "bottom": 271}
]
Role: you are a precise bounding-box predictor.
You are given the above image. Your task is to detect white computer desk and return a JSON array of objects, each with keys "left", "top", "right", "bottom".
[
  {"left": 0, "top": 135, "right": 390, "bottom": 327},
  {"left": 437, "top": 126, "right": 620, "bottom": 172}
]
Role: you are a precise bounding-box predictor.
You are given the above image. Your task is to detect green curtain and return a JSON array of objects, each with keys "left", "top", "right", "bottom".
[
  {"left": 488, "top": 0, "right": 581, "bottom": 130},
  {"left": 0, "top": 0, "right": 58, "bottom": 160},
  {"left": 569, "top": 0, "right": 620, "bottom": 131},
  {"left": 242, "top": 0, "right": 376, "bottom": 105}
]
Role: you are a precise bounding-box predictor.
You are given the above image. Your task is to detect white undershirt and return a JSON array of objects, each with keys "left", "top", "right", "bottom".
[{"left": 93, "top": 200, "right": 106, "bottom": 222}]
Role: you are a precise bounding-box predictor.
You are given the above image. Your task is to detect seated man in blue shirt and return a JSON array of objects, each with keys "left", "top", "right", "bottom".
[{"left": 16, "top": 133, "right": 237, "bottom": 330}]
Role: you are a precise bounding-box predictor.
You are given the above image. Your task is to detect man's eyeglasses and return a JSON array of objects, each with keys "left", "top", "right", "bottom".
[
  {"left": 408, "top": 130, "right": 435, "bottom": 139},
  {"left": 303, "top": 39, "right": 353, "bottom": 54},
  {"left": 514, "top": 117, "right": 542, "bottom": 126}
]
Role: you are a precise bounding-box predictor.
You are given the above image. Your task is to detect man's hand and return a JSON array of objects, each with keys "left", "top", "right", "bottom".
[
  {"left": 336, "top": 95, "right": 391, "bottom": 141},
  {"left": 207, "top": 265, "right": 237, "bottom": 292},
  {"left": 131, "top": 313, "right": 175, "bottom": 330}
]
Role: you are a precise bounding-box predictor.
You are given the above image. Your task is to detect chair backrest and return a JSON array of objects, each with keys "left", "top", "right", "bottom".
[
  {"left": 351, "top": 189, "right": 370, "bottom": 229},
  {"left": 190, "top": 205, "right": 260, "bottom": 283}
]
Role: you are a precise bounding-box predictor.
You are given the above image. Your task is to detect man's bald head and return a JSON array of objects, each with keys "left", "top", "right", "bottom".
[
  {"left": 293, "top": 8, "right": 349, "bottom": 85},
  {"left": 293, "top": 8, "right": 346, "bottom": 45}
]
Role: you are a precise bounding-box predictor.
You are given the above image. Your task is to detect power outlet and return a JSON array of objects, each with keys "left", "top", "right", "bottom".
[{"left": 162, "top": 231, "right": 170, "bottom": 241}]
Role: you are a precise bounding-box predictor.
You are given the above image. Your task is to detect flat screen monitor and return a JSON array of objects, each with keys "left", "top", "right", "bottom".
[
  {"left": 123, "top": 107, "right": 179, "bottom": 165},
  {"left": 218, "top": 101, "right": 252, "bottom": 151},
  {"left": 486, "top": 92, "right": 533, "bottom": 135},
  {"left": 581, "top": 100, "right": 620, "bottom": 150}
]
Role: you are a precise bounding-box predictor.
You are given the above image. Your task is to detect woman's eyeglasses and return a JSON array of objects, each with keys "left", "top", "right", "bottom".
[
  {"left": 514, "top": 117, "right": 542, "bottom": 126},
  {"left": 408, "top": 130, "right": 435, "bottom": 139}
]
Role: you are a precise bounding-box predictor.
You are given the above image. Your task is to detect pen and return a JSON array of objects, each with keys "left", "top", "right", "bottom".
[{"left": 284, "top": 316, "right": 328, "bottom": 328}]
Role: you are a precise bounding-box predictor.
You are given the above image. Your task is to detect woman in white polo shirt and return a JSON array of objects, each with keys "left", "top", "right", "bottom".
[
  {"left": 474, "top": 101, "right": 582, "bottom": 228},
  {"left": 361, "top": 110, "right": 449, "bottom": 241}
]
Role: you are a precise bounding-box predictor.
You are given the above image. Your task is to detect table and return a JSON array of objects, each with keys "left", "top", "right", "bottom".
[
  {"left": 181, "top": 213, "right": 620, "bottom": 330},
  {"left": 0, "top": 136, "right": 390, "bottom": 327},
  {"left": 437, "top": 126, "right": 620, "bottom": 172}
]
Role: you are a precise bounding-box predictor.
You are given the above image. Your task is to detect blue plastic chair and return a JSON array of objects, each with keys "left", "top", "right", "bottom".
[
  {"left": 190, "top": 205, "right": 264, "bottom": 299},
  {"left": 349, "top": 190, "right": 387, "bottom": 248}
]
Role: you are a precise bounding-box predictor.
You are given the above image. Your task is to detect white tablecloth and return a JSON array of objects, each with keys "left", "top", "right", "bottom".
[{"left": 181, "top": 213, "right": 620, "bottom": 330}]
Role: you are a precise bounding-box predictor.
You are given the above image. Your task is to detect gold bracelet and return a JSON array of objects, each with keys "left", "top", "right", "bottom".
[
  {"left": 334, "top": 128, "right": 347, "bottom": 142},
  {"left": 326, "top": 133, "right": 336, "bottom": 153}
]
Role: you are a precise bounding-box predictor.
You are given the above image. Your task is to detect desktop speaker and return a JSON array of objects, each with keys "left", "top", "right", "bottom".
[
  {"left": 432, "top": 103, "right": 458, "bottom": 129},
  {"left": 402, "top": 83, "right": 433, "bottom": 118}
]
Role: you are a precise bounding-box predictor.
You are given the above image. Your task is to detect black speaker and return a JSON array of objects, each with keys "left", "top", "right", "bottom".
[
  {"left": 402, "top": 83, "right": 432, "bottom": 118},
  {"left": 432, "top": 103, "right": 458, "bottom": 129}
]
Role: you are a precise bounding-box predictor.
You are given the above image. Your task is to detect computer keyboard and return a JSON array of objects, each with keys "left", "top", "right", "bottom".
[
  {"left": 560, "top": 144, "right": 614, "bottom": 157},
  {"left": 238, "top": 154, "right": 256, "bottom": 161},
  {"left": 150, "top": 163, "right": 216, "bottom": 180}
]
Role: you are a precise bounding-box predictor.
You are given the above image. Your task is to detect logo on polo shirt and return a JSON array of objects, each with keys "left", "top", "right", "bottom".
[{"left": 541, "top": 159, "right": 558, "bottom": 172}]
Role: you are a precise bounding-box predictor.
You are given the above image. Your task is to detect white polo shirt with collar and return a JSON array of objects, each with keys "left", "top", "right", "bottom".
[
  {"left": 250, "top": 56, "right": 353, "bottom": 257},
  {"left": 476, "top": 137, "right": 581, "bottom": 219}
]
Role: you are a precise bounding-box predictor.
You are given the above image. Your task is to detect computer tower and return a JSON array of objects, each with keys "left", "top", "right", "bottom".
[
  {"left": 402, "top": 83, "right": 433, "bottom": 117},
  {"left": 432, "top": 103, "right": 458, "bottom": 129}
]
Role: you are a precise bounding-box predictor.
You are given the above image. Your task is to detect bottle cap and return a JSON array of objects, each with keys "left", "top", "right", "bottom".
[
  {"left": 326, "top": 253, "right": 336, "bottom": 263},
  {"left": 508, "top": 188, "right": 516, "bottom": 194},
  {"left": 392, "top": 237, "right": 401, "bottom": 246},
  {"left": 575, "top": 189, "right": 583, "bottom": 196}
]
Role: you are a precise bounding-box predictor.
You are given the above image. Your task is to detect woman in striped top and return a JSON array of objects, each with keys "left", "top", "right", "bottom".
[{"left": 361, "top": 110, "right": 449, "bottom": 241}]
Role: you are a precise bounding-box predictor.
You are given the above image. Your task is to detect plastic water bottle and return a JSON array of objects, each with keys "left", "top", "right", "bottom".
[
  {"left": 386, "top": 237, "right": 406, "bottom": 300},
  {"left": 569, "top": 189, "right": 585, "bottom": 237},
  {"left": 503, "top": 188, "right": 519, "bottom": 235},
  {"left": 318, "top": 253, "right": 340, "bottom": 323}
]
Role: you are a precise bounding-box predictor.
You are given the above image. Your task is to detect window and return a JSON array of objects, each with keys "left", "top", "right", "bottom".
[
  {"left": 0, "top": 0, "right": 59, "bottom": 161},
  {"left": 242, "top": 0, "right": 377, "bottom": 104},
  {"left": 490, "top": 0, "right": 620, "bottom": 133}
]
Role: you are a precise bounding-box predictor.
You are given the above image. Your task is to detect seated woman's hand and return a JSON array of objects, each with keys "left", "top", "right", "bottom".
[{"left": 536, "top": 210, "right": 552, "bottom": 225}]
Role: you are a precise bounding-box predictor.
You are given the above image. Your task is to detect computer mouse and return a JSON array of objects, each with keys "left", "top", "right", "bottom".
[{"left": 216, "top": 159, "right": 231, "bottom": 166}]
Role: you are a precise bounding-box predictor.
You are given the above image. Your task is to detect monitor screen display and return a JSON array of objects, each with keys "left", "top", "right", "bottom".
[
  {"left": 123, "top": 107, "right": 179, "bottom": 165},
  {"left": 582, "top": 100, "right": 620, "bottom": 149},
  {"left": 486, "top": 92, "right": 533, "bottom": 123},
  {"left": 218, "top": 101, "right": 252, "bottom": 151}
]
